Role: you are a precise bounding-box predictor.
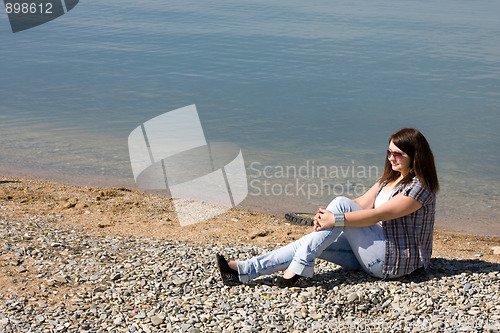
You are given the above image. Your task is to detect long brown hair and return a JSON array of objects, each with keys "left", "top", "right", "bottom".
[{"left": 380, "top": 128, "right": 439, "bottom": 193}]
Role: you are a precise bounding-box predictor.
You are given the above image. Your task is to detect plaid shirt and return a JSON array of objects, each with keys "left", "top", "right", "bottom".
[{"left": 379, "top": 177, "right": 436, "bottom": 277}]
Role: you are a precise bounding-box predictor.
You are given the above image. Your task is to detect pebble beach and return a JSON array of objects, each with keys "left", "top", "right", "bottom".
[{"left": 1, "top": 177, "right": 499, "bottom": 332}]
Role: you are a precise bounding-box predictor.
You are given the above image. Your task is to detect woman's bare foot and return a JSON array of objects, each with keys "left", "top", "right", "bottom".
[
  {"left": 283, "top": 269, "right": 296, "bottom": 279},
  {"left": 228, "top": 261, "right": 238, "bottom": 272}
]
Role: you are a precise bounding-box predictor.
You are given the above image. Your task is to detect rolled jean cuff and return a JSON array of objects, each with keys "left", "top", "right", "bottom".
[
  {"left": 287, "top": 260, "right": 315, "bottom": 278},
  {"left": 365, "top": 257, "right": 385, "bottom": 279},
  {"left": 236, "top": 261, "right": 251, "bottom": 283}
]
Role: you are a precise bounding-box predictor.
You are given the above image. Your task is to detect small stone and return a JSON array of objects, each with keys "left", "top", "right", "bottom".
[
  {"left": 93, "top": 286, "right": 105, "bottom": 293},
  {"left": 113, "top": 315, "right": 124, "bottom": 325},
  {"left": 150, "top": 315, "right": 163, "bottom": 326},
  {"left": 468, "top": 307, "right": 481, "bottom": 315},
  {"left": 249, "top": 231, "right": 269, "bottom": 239},
  {"left": 111, "top": 273, "right": 122, "bottom": 281},
  {"left": 358, "top": 304, "right": 369, "bottom": 311},
  {"left": 16, "top": 266, "right": 27, "bottom": 273},
  {"left": 135, "top": 311, "right": 146, "bottom": 319},
  {"left": 381, "top": 299, "right": 392, "bottom": 308},
  {"left": 35, "top": 315, "right": 45, "bottom": 322},
  {"left": 180, "top": 324, "right": 192, "bottom": 331},
  {"left": 53, "top": 274, "right": 67, "bottom": 284},
  {"left": 62, "top": 202, "right": 76, "bottom": 209},
  {"left": 140, "top": 323, "right": 152, "bottom": 333},
  {"left": 309, "top": 312, "right": 322, "bottom": 319},
  {"left": 172, "top": 277, "right": 186, "bottom": 286},
  {"left": 347, "top": 292, "right": 359, "bottom": 303},
  {"left": 413, "top": 287, "right": 426, "bottom": 295},
  {"left": 75, "top": 203, "right": 87, "bottom": 209}
]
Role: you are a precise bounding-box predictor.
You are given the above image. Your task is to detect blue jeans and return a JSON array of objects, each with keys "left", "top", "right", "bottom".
[{"left": 237, "top": 197, "right": 390, "bottom": 282}]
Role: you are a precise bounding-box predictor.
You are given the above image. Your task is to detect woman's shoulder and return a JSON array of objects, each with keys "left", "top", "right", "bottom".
[
  {"left": 409, "top": 176, "right": 422, "bottom": 186},
  {"left": 402, "top": 176, "right": 436, "bottom": 203},
  {"left": 406, "top": 176, "right": 434, "bottom": 191}
]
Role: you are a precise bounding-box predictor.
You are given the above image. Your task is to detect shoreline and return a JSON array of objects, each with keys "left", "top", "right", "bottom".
[
  {"left": 1, "top": 165, "right": 498, "bottom": 236},
  {"left": 0, "top": 157, "right": 499, "bottom": 237},
  {"left": 0, "top": 175, "right": 498, "bottom": 263},
  {"left": 1, "top": 164, "right": 500, "bottom": 238}
]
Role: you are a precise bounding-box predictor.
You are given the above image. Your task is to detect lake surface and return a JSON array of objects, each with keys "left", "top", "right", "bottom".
[{"left": 1, "top": 0, "right": 499, "bottom": 235}]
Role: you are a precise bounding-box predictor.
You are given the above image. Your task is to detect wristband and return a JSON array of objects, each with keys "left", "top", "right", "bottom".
[{"left": 334, "top": 214, "right": 345, "bottom": 227}]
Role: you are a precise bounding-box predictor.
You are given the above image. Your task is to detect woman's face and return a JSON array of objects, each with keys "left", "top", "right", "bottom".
[{"left": 388, "top": 140, "right": 412, "bottom": 176}]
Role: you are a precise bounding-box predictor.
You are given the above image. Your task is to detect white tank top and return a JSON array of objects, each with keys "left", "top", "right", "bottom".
[
  {"left": 375, "top": 187, "right": 394, "bottom": 208},
  {"left": 374, "top": 187, "right": 394, "bottom": 225}
]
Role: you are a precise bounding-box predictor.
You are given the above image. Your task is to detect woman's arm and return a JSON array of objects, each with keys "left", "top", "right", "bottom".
[
  {"left": 314, "top": 193, "right": 423, "bottom": 230},
  {"left": 352, "top": 182, "right": 380, "bottom": 209}
]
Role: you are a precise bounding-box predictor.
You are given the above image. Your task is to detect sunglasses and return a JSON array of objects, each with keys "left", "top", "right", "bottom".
[{"left": 387, "top": 149, "right": 406, "bottom": 160}]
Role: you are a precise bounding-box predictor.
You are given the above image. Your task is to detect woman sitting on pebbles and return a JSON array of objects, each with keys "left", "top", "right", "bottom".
[{"left": 216, "top": 128, "right": 439, "bottom": 287}]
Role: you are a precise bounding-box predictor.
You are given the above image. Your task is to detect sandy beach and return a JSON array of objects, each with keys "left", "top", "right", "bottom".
[
  {"left": 0, "top": 176, "right": 499, "bottom": 332},
  {"left": 1, "top": 176, "right": 498, "bottom": 260},
  {"left": 1, "top": 176, "right": 499, "bottom": 296}
]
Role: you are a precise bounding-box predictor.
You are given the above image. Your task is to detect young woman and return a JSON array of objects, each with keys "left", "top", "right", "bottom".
[{"left": 216, "top": 128, "right": 439, "bottom": 287}]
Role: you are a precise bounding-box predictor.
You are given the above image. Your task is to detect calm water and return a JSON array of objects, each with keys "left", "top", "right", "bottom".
[{"left": 1, "top": 0, "right": 499, "bottom": 235}]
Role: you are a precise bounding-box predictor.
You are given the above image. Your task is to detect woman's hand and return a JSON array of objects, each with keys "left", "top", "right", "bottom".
[{"left": 313, "top": 208, "right": 335, "bottom": 231}]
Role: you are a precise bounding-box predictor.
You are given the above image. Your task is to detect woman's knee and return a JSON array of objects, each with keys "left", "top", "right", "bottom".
[{"left": 326, "top": 196, "right": 359, "bottom": 213}]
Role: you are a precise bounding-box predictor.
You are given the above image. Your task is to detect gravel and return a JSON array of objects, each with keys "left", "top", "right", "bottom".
[{"left": 1, "top": 216, "right": 499, "bottom": 333}]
